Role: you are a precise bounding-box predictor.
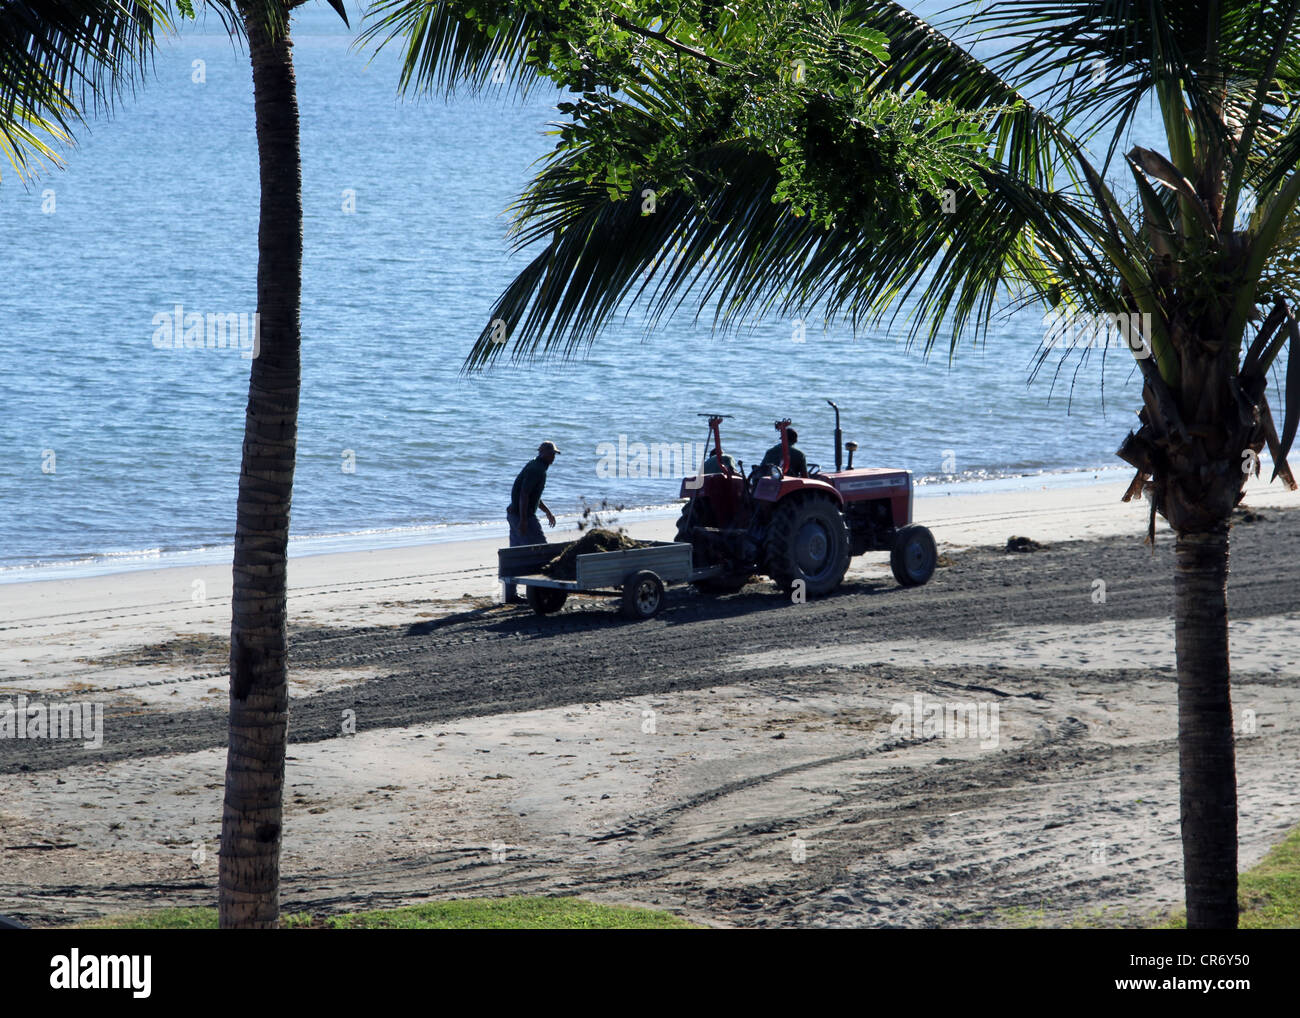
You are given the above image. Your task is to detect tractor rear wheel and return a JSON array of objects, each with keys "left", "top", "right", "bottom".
[
  {"left": 764, "top": 494, "right": 851, "bottom": 596},
  {"left": 890, "top": 525, "right": 937, "bottom": 587},
  {"left": 674, "top": 497, "right": 712, "bottom": 540},
  {"left": 676, "top": 499, "right": 749, "bottom": 594}
]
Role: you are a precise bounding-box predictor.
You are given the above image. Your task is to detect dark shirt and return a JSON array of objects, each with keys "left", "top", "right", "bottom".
[
  {"left": 510, "top": 457, "right": 549, "bottom": 517},
  {"left": 761, "top": 442, "right": 807, "bottom": 477}
]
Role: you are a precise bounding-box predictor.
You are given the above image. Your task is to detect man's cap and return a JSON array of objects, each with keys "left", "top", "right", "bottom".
[{"left": 538, "top": 441, "right": 561, "bottom": 455}]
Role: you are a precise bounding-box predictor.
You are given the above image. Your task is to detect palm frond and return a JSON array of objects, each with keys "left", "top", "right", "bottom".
[
  {"left": 954, "top": 0, "right": 1300, "bottom": 178},
  {"left": 0, "top": 103, "right": 70, "bottom": 179},
  {"left": 358, "top": 0, "right": 544, "bottom": 99},
  {"left": 0, "top": 0, "right": 172, "bottom": 180},
  {"left": 461, "top": 0, "right": 1134, "bottom": 372}
]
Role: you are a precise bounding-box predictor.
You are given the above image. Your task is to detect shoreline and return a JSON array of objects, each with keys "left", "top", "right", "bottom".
[
  {"left": 0, "top": 464, "right": 1150, "bottom": 585},
  {"left": 4, "top": 470, "right": 1297, "bottom": 691}
]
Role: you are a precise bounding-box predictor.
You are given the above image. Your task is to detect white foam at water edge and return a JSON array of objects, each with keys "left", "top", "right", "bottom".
[{"left": 0, "top": 468, "right": 1135, "bottom": 585}]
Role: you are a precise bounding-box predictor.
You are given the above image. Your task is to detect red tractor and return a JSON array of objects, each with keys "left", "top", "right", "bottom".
[{"left": 675, "top": 401, "right": 937, "bottom": 597}]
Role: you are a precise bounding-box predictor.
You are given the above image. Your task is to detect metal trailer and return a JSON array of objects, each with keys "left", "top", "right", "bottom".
[{"left": 498, "top": 539, "right": 722, "bottom": 619}]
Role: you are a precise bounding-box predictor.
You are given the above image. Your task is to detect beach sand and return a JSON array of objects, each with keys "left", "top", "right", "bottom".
[
  {"left": 2, "top": 472, "right": 1299, "bottom": 928},
  {"left": 1, "top": 470, "right": 1257, "bottom": 664}
]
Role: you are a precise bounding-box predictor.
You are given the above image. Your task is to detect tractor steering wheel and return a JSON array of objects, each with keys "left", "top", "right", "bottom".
[
  {"left": 747, "top": 462, "right": 781, "bottom": 495},
  {"left": 808, "top": 463, "right": 821, "bottom": 477}
]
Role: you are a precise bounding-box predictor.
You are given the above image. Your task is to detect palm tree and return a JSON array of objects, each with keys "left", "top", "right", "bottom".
[
  {"left": 457, "top": 0, "right": 1300, "bottom": 928},
  {"left": 0, "top": 0, "right": 170, "bottom": 180},
  {"left": 213, "top": 0, "right": 359, "bottom": 929},
  {"left": 0, "top": 0, "right": 334, "bottom": 931},
  {"left": 216, "top": 0, "right": 305, "bottom": 930},
  {"left": 219, "top": 0, "right": 545, "bottom": 928},
  {"left": 2, "top": 0, "right": 544, "bottom": 929}
]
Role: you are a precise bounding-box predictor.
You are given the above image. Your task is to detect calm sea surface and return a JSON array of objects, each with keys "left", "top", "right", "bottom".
[{"left": 0, "top": 5, "right": 1268, "bottom": 579}]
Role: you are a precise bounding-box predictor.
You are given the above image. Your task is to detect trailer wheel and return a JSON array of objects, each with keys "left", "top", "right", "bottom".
[
  {"left": 765, "top": 493, "right": 851, "bottom": 596},
  {"left": 890, "top": 525, "right": 937, "bottom": 587},
  {"left": 621, "top": 570, "right": 665, "bottom": 620},
  {"left": 526, "top": 585, "right": 568, "bottom": 615}
]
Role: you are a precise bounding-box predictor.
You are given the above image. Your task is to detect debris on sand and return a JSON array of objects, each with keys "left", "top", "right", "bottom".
[
  {"left": 1005, "top": 536, "right": 1044, "bottom": 553},
  {"left": 1234, "top": 507, "right": 1266, "bottom": 523},
  {"left": 541, "top": 529, "right": 651, "bottom": 579}
]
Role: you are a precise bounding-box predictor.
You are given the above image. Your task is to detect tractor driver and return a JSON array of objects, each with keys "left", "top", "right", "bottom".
[
  {"left": 702, "top": 449, "right": 739, "bottom": 474},
  {"left": 760, "top": 428, "right": 808, "bottom": 478}
]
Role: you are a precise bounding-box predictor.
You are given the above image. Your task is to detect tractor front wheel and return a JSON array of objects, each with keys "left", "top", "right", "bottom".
[
  {"left": 890, "top": 525, "right": 937, "bottom": 587},
  {"left": 764, "top": 494, "right": 851, "bottom": 597}
]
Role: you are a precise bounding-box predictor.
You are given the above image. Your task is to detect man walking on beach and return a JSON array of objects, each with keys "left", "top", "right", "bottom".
[{"left": 505, "top": 440, "right": 560, "bottom": 603}]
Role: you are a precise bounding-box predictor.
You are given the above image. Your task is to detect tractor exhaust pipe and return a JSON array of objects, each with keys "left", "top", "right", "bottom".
[{"left": 827, "top": 399, "right": 843, "bottom": 472}]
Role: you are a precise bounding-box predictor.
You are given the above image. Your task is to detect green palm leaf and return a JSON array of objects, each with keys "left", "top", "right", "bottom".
[
  {"left": 0, "top": 0, "right": 172, "bottom": 180},
  {"left": 461, "top": 0, "right": 1130, "bottom": 371},
  {"left": 359, "top": 0, "right": 544, "bottom": 98}
]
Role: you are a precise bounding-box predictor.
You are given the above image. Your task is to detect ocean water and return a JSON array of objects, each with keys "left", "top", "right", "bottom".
[{"left": 0, "top": 4, "right": 1250, "bottom": 579}]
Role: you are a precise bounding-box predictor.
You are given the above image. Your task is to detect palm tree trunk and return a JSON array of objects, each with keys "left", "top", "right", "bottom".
[
  {"left": 1173, "top": 525, "right": 1238, "bottom": 929},
  {"left": 219, "top": 6, "right": 302, "bottom": 930}
]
